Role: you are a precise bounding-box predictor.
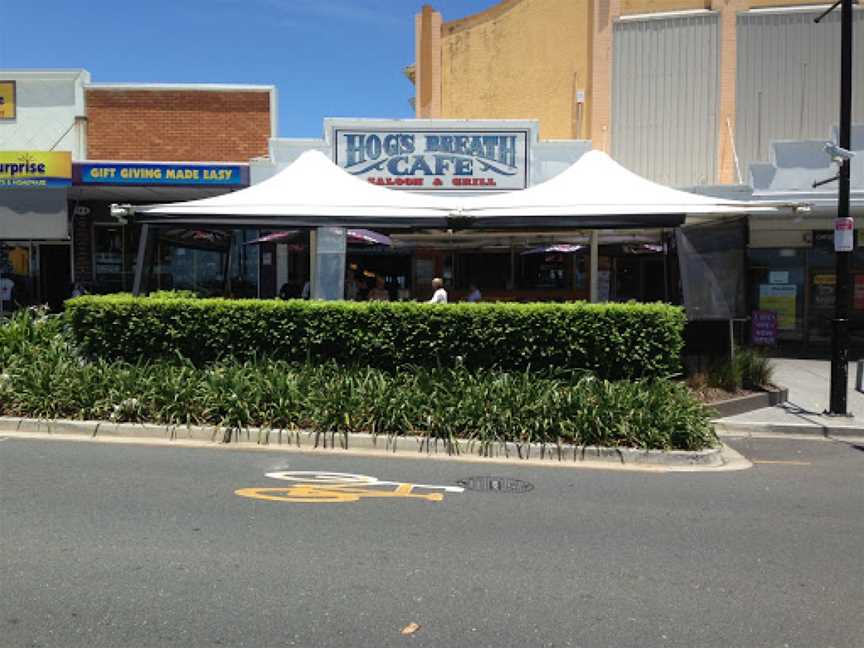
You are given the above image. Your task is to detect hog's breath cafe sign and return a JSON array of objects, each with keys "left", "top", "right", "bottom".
[{"left": 334, "top": 128, "right": 529, "bottom": 191}]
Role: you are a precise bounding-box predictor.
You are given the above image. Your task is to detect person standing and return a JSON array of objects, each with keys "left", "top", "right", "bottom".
[
  {"left": 345, "top": 273, "right": 359, "bottom": 300},
  {"left": 428, "top": 277, "right": 447, "bottom": 304},
  {"left": 368, "top": 276, "right": 390, "bottom": 301},
  {"left": 0, "top": 275, "right": 13, "bottom": 313},
  {"left": 466, "top": 283, "right": 482, "bottom": 303},
  {"left": 71, "top": 282, "right": 87, "bottom": 298}
]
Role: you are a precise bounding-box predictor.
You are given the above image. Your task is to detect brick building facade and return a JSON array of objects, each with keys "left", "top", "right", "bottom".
[
  {"left": 67, "top": 83, "right": 276, "bottom": 296},
  {"left": 86, "top": 86, "right": 273, "bottom": 162},
  {"left": 0, "top": 69, "right": 277, "bottom": 308}
]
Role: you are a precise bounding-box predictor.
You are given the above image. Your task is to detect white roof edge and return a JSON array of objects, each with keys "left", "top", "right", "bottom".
[
  {"left": 617, "top": 8, "right": 716, "bottom": 22},
  {"left": 0, "top": 68, "right": 90, "bottom": 78},
  {"left": 86, "top": 82, "right": 275, "bottom": 92},
  {"left": 745, "top": 3, "right": 861, "bottom": 14}
]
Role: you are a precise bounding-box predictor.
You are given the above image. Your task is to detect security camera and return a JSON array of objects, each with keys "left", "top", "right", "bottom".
[
  {"left": 824, "top": 142, "right": 857, "bottom": 163},
  {"left": 109, "top": 203, "right": 133, "bottom": 224}
]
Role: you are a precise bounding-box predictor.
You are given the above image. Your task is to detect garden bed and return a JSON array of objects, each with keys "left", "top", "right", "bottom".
[{"left": 0, "top": 308, "right": 717, "bottom": 451}]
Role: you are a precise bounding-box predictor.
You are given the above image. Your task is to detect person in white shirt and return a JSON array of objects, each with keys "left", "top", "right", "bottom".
[
  {"left": 428, "top": 277, "right": 448, "bottom": 304},
  {"left": 466, "top": 283, "right": 481, "bottom": 303}
]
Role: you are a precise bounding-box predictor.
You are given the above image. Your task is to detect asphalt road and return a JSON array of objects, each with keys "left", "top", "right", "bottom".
[{"left": 1, "top": 435, "right": 862, "bottom": 648}]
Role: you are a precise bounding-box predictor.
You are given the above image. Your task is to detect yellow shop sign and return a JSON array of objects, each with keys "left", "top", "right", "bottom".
[
  {"left": 0, "top": 81, "right": 15, "bottom": 119},
  {"left": 0, "top": 151, "right": 72, "bottom": 188}
]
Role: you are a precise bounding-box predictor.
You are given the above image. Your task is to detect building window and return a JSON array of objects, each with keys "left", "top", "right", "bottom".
[
  {"left": 748, "top": 248, "right": 806, "bottom": 339},
  {"left": 0, "top": 243, "right": 32, "bottom": 307},
  {"left": 519, "top": 252, "right": 572, "bottom": 290},
  {"left": 455, "top": 251, "right": 511, "bottom": 290},
  {"left": 92, "top": 223, "right": 135, "bottom": 293},
  {"left": 153, "top": 229, "right": 258, "bottom": 297}
]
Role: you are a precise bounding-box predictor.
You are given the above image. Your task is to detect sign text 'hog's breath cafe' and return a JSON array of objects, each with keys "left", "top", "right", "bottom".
[
  {"left": 255, "top": 119, "right": 607, "bottom": 303},
  {"left": 334, "top": 128, "right": 529, "bottom": 190}
]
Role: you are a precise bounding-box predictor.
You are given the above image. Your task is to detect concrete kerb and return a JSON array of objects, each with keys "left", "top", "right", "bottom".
[
  {"left": 714, "top": 419, "right": 864, "bottom": 438},
  {"left": 0, "top": 416, "right": 750, "bottom": 472}
]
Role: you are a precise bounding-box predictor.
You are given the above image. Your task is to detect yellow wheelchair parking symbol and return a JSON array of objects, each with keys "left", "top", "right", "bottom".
[{"left": 235, "top": 471, "right": 465, "bottom": 504}]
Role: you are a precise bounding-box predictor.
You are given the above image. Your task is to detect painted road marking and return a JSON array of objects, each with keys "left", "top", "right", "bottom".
[{"left": 235, "top": 471, "right": 465, "bottom": 504}]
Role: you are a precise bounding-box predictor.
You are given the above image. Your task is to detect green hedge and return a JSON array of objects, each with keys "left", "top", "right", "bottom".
[
  {"left": 2, "top": 307, "right": 714, "bottom": 450},
  {"left": 65, "top": 295, "right": 685, "bottom": 379}
]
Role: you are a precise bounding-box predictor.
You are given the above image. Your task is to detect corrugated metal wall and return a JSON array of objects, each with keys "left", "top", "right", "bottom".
[
  {"left": 612, "top": 14, "right": 720, "bottom": 187},
  {"left": 736, "top": 8, "right": 864, "bottom": 176}
]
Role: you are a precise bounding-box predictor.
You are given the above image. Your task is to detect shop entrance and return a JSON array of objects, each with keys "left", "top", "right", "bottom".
[
  {"left": 347, "top": 250, "right": 413, "bottom": 301},
  {"left": 38, "top": 244, "right": 71, "bottom": 311}
]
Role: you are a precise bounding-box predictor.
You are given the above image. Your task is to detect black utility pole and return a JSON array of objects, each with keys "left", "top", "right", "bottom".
[{"left": 825, "top": 0, "right": 855, "bottom": 415}]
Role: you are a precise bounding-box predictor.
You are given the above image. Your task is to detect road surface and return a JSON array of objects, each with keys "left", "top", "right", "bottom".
[{"left": 1, "top": 434, "right": 862, "bottom": 647}]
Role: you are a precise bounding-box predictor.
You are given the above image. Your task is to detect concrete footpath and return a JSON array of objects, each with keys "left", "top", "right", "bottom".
[{"left": 714, "top": 357, "right": 864, "bottom": 437}]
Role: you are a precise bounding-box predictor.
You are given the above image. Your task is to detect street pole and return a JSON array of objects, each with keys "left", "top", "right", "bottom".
[{"left": 828, "top": 0, "right": 854, "bottom": 415}]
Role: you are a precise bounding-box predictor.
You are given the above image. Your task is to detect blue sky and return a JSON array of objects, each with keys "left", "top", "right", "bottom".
[{"left": 0, "top": 0, "right": 495, "bottom": 137}]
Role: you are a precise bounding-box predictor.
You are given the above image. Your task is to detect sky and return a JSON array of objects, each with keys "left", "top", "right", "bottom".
[{"left": 0, "top": 0, "right": 496, "bottom": 137}]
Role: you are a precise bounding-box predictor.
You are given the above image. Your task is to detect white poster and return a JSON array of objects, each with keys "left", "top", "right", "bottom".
[
  {"left": 334, "top": 128, "right": 529, "bottom": 191},
  {"left": 834, "top": 217, "right": 854, "bottom": 252}
]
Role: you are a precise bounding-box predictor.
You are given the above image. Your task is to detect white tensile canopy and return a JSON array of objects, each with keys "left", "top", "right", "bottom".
[
  {"left": 135, "top": 150, "right": 454, "bottom": 229},
  {"left": 455, "top": 150, "right": 775, "bottom": 227},
  {"left": 136, "top": 149, "right": 773, "bottom": 230}
]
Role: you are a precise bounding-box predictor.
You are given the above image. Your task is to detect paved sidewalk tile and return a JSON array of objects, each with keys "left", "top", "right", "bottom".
[{"left": 715, "top": 357, "right": 864, "bottom": 434}]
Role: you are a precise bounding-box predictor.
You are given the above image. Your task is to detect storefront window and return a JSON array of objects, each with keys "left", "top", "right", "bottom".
[
  {"left": 748, "top": 248, "right": 806, "bottom": 340},
  {"left": 0, "top": 243, "right": 32, "bottom": 307},
  {"left": 455, "top": 252, "right": 511, "bottom": 290},
  {"left": 93, "top": 224, "right": 136, "bottom": 293},
  {"left": 806, "top": 231, "right": 864, "bottom": 343},
  {"left": 153, "top": 229, "right": 258, "bottom": 297},
  {"left": 611, "top": 253, "right": 666, "bottom": 303},
  {"left": 231, "top": 230, "right": 259, "bottom": 298},
  {"left": 347, "top": 250, "right": 412, "bottom": 301},
  {"left": 519, "top": 253, "right": 571, "bottom": 290}
]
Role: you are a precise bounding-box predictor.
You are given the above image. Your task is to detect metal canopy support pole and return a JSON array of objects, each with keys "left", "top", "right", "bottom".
[
  {"left": 589, "top": 230, "right": 599, "bottom": 303},
  {"left": 308, "top": 229, "right": 317, "bottom": 299},
  {"left": 222, "top": 235, "right": 234, "bottom": 297},
  {"left": 132, "top": 223, "right": 149, "bottom": 296},
  {"left": 828, "top": 0, "right": 854, "bottom": 415}
]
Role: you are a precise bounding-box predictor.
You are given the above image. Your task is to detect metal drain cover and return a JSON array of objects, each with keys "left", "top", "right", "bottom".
[{"left": 457, "top": 476, "right": 534, "bottom": 493}]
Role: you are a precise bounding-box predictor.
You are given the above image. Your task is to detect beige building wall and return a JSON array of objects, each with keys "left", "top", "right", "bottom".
[
  {"left": 415, "top": 6, "right": 443, "bottom": 118},
  {"left": 414, "top": 0, "right": 839, "bottom": 183},
  {"left": 435, "top": 0, "right": 593, "bottom": 140},
  {"left": 589, "top": 0, "right": 620, "bottom": 152}
]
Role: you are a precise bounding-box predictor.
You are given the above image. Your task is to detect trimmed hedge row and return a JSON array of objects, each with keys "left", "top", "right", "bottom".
[
  {"left": 0, "top": 310, "right": 714, "bottom": 450},
  {"left": 65, "top": 295, "right": 685, "bottom": 379}
]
